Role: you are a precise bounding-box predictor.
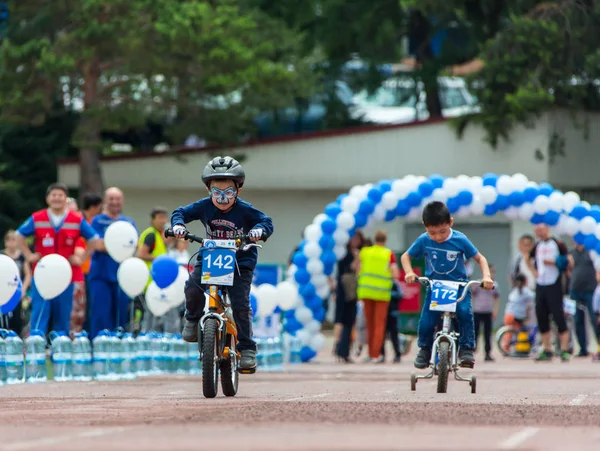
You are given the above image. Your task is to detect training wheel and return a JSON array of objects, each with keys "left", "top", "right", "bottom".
[
  {"left": 470, "top": 375, "right": 476, "bottom": 394},
  {"left": 410, "top": 373, "right": 417, "bottom": 391}
]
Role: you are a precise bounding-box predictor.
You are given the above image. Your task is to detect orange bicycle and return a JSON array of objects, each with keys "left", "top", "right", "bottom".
[{"left": 165, "top": 229, "right": 262, "bottom": 398}]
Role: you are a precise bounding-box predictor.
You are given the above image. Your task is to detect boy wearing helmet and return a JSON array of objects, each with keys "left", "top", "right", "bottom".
[{"left": 170, "top": 156, "right": 274, "bottom": 372}]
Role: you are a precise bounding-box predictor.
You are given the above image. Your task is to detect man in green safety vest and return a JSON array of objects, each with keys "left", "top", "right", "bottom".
[{"left": 355, "top": 230, "right": 400, "bottom": 363}]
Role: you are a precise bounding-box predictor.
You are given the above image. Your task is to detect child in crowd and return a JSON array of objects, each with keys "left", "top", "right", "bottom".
[{"left": 502, "top": 273, "right": 535, "bottom": 353}]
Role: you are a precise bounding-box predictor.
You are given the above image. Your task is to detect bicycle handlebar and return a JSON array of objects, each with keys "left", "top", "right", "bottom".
[
  {"left": 415, "top": 276, "right": 486, "bottom": 303},
  {"left": 164, "top": 228, "right": 262, "bottom": 252}
]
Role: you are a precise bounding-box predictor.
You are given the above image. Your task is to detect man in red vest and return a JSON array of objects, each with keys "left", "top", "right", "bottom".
[{"left": 15, "top": 183, "right": 100, "bottom": 335}]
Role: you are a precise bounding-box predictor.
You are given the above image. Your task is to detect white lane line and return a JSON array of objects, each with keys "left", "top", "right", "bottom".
[
  {"left": 285, "top": 393, "right": 330, "bottom": 402},
  {"left": 3, "top": 427, "right": 127, "bottom": 451},
  {"left": 569, "top": 394, "right": 588, "bottom": 406},
  {"left": 497, "top": 427, "right": 540, "bottom": 450}
]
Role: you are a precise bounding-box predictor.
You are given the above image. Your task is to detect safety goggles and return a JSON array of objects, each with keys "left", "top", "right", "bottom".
[{"left": 210, "top": 186, "right": 237, "bottom": 204}]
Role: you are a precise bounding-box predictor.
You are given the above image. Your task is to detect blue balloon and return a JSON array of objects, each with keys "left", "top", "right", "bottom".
[
  {"left": 539, "top": 183, "right": 554, "bottom": 197},
  {"left": 523, "top": 187, "right": 539, "bottom": 203},
  {"left": 284, "top": 310, "right": 297, "bottom": 320},
  {"left": 395, "top": 200, "right": 410, "bottom": 216},
  {"left": 336, "top": 194, "right": 348, "bottom": 204},
  {"left": 368, "top": 188, "right": 383, "bottom": 204},
  {"left": 300, "top": 283, "right": 317, "bottom": 299},
  {"left": 589, "top": 206, "right": 600, "bottom": 222},
  {"left": 574, "top": 232, "right": 586, "bottom": 245},
  {"left": 543, "top": 210, "right": 560, "bottom": 226},
  {"left": 300, "top": 346, "right": 317, "bottom": 362},
  {"left": 151, "top": 255, "right": 179, "bottom": 289},
  {"left": 298, "top": 240, "right": 306, "bottom": 251},
  {"left": 318, "top": 234, "right": 335, "bottom": 250},
  {"left": 509, "top": 191, "right": 525, "bottom": 207},
  {"left": 484, "top": 205, "right": 497, "bottom": 216},
  {"left": 320, "top": 219, "right": 337, "bottom": 235},
  {"left": 447, "top": 198, "right": 460, "bottom": 214},
  {"left": 354, "top": 213, "right": 368, "bottom": 228},
  {"left": 482, "top": 174, "right": 498, "bottom": 187},
  {"left": 313, "top": 307, "right": 326, "bottom": 323},
  {"left": 1, "top": 281, "right": 22, "bottom": 314},
  {"left": 305, "top": 295, "right": 322, "bottom": 311},
  {"left": 594, "top": 241, "right": 600, "bottom": 255},
  {"left": 429, "top": 174, "right": 445, "bottom": 189},
  {"left": 405, "top": 192, "right": 422, "bottom": 207},
  {"left": 584, "top": 234, "right": 598, "bottom": 250},
  {"left": 494, "top": 195, "right": 510, "bottom": 211},
  {"left": 384, "top": 210, "right": 396, "bottom": 222},
  {"left": 456, "top": 190, "right": 473, "bottom": 207},
  {"left": 323, "top": 260, "right": 336, "bottom": 276},
  {"left": 250, "top": 292, "right": 257, "bottom": 318},
  {"left": 418, "top": 181, "right": 435, "bottom": 198},
  {"left": 294, "top": 268, "right": 311, "bottom": 285},
  {"left": 324, "top": 203, "right": 342, "bottom": 219},
  {"left": 570, "top": 205, "right": 588, "bottom": 220},
  {"left": 530, "top": 213, "right": 545, "bottom": 225},
  {"left": 358, "top": 199, "right": 376, "bottom": 216},
  {"left": 320, "top": 250, "right": 337, "bottom": 268},
  {"left": 377, "top": 180, "right": 393, "bottom": 193},
  {"left": 285, "top": 316, "right": 303, "bottom": 334},
  {"left": 292, "top": 251, "right": 308, "bottom": 269}
]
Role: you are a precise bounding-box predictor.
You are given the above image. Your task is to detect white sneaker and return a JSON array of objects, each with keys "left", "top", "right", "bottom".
[{"left": 371, "top": 356, "right": 385, "bottom": 363}]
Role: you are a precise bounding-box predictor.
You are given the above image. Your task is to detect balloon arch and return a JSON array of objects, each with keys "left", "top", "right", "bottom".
[{"left": 258, "top": 173, "right": 599, "bottom": 363}]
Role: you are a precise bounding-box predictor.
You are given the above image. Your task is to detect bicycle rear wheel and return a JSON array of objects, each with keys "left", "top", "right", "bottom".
[{"left": 220, "top": 334, "right": 239, "bottom": 397}]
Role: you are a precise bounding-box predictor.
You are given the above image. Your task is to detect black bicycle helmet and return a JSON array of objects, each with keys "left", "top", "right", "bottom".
[{"left": 201, "top": 156, "right": 246, "bottom": 188}]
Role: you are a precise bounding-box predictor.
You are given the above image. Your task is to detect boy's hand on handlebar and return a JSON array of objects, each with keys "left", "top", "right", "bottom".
[
  {"left": 481, "top": 277, "right": 494, "bottom": 290},
  {"left": 404, "top": 271, "right": 417, "bottom": 284},
  {"left": 248, "top": 228, "right": 263, "bottom": 242},
  {"left": 172, "top": 225, "right": 187, "bottom": 239}
]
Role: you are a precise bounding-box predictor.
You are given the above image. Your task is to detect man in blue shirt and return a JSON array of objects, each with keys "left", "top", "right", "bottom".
[
  {"left": 88, "top": 187, "right": 138, "bottom": 338},
  {"left": 401, "top": 201, "right": 494, "bottom": 369}
]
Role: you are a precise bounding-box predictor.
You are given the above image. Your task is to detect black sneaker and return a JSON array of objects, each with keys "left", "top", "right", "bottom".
[
  {"left": 182, "top": 318, "right": 198, "bottom": 343},
  {"left": 414, "top": 348, "right": 431, "bottom": 369},
  {"left": 459, "top": 348, "right": 475, "bottom": 368},
  {"left": 393, "top": 354, "right": 401, "bottom": 363},
  {"left": 485, "top": 353, "right": 494, "bottom": 362}
]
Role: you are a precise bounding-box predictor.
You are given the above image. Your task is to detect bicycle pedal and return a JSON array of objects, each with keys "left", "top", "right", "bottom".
[
  {"left": 459, "top": 361, "right": 474, "bottom": 369},
  {"left": 238, "top": 367, "right": 256, "bottom": 375}
]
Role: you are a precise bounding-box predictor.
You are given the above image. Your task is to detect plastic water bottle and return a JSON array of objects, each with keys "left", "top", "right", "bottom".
[
  {"left": 72, "top": 331, "right": 93, "bottom": 381},
  {"left": 24, "top": 330, "right": 47, "bottom": 383},
  {"left": 290, "top": 334, "right": 302, "bottom": 364},
  {"left": 108, "top": 332, "right": 124, "bottom": 380},
  {"left": 150, "top": 332, "right": 163, "bottom": 374},
  {"left": 121, "top": 333, "right": 138, "bottom": 380},
  {"left": 255, "top": 337, "right": 264, "bottom": 369},
  {"left": 135, "top": 332, "right": 152, "bottom": 376},
  {"left": 187, "top": 341, "right": 201, "bottom": 375},
  {"left": 272, "top": 335, "right": 283, "bottom": 372},
  {"left": 92, "top": 330, "right": 110, "bottom": 381},
  {"left": 172, "top": 334, "right": 187, "bottom": 374},
  {"left": 0, "top": 330, "right": 8, "bottom": 385},
  {"left": 2, "top": 330, "right": 24, "bottom": 384},
  {"left": 50, "top": 331, "right": 73, "bottom": 382}
]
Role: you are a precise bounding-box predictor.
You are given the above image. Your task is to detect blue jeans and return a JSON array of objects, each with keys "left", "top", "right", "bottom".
[
  {"left": 417, "top": 290, "right": 475, "bottom": 350},
  {"left": 569, "top": 290, "right": 596, "bottom": 354}
]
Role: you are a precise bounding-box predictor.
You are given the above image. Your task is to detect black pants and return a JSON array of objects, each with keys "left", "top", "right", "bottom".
[
  {"left": 381, "top": 309, "right": 401, "bottom": 358},
  {"left": 336, "top": 300, "right": 357, "bottom": 358},
  {"left": 536, "top": 279, "right": 567, "bottom": 334},
  {"left": 474, "top": 312, "right": 492, "bottom": 354},
  {"left": 1, "top": 301, "right": 23, "bottom": 336},
  {"left": 184, "top": 264, "right": 256, "bottom": 351}
]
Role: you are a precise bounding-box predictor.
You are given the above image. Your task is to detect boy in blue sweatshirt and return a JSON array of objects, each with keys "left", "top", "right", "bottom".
[{"left": 170, "top": 156, "right": 274, "bottom": 371}]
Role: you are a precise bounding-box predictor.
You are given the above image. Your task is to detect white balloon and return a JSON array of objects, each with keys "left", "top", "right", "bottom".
[
  {"left": 480, "top": 186, "right": 498, "bottom": 204},
  {"left": 554, "top": 215, "right": 568, "bottom": 234},
  {"left": 295, "top": 329, "right": 311, "bottom": 345},
  {"left": 276, "top": 281, "right": 301, "bottom": 311},
  {"left": 407, "top": 206, "right": 421, "bottom": 219},
  {"left": 391, "top": 179, "right": 410, "bottom": 199},
  {"left": 305, "top": 320, "right": 321, "bottom": 334},
  {"left": 306, "top": 258, "right": 324, "bottom": 275},
  {"left": 104, "top": 221, "right": 139, "bottom": 263},
  {"left": 563, "top": 191, "right": 580, "bottom": 213},
  {"left": 117, "top": 257, "right": 150, "bottom": 298},
  {"left": 548, "top": 191, "right": 564, "bottom": 212},
  {"left": 456, "top": 206, "right": 470, "bottom": 217},
  {"left": 431, "top": 188, "right": 448, "bottom": 203},
  {"left": 349, "top": 185, "right": 364, "bottom": 197},
  {"left": 469, "top": 196, "right": 485, "bottom": 216},
  {"left": 511, "top": 173, "right": 529, "bottom": 191},
  {"left": 333, "top": 245, "right": 347, "bottom": 260},
  {"left": 304, "top": 224, "right": 322, "bottom": 242},
  {"left": 518, "top": 203, "right": 535, "bottom": 221},
  {"left": 33, "top": 254, "right": 72, "bottom": 300},
  {"left": 581, "top": 201, "right": 592, "bottom": 210},
  {"left": 504, "top": 206, "right": 519, "bottom": 219},
  {"left": 372, "top": 204, "right": 387, "bottom": 221},
  {"left": 443, "top": 178, "right": 460, "bottom": 198},
  {"left": 341, "top": 196, "right": 360, "bottom": 214},
  {"left": 312, "top": 213, "right": 329, "bottom": 225},
  {"left": 256, "top": 284, "right": 278, "bottom": 317},
  {"left": 455, "top": 175, "right": 472, "bottom": 191},
  {"left": 0, "top": 254, "right": 20, "bottom": 306},
  {"left": 286, "top": 264, "right": 297, "bottom": 281},
  {"left": 316, "top": 284, "right": 330, "bottom": 299},
  {"left": 496, "top": 175, "right": 514, "bottom": 195},
  {"left": 145, "top": 282, "right": 171, "bottom": 316},
  {"left": 525, "top": 181, "right": 539, "bottom": 189},
  {"left": 332, "top": 229, "right": 349, "bottom": 245},
  {"left": 533, "top": 195, "right": 550, "bottom": 214},
  {"left": 595, "top": 224, "right": 600, "bottom": 240},
  {"left": 163, "top": 265, "right": 189, "bottom": 307},
  {"left": 336, "top": 212, "right": 355, "bottom": 230},
  {"left": 565, "top": 217, "right": 580, "bottom": 235},
  {"left": 381, "top": 191, "right": 399, "bottom": 210},
  {"left": 309, "top": 333, "right": 326, "bottom": 351},
  {"left": 310, "top": 274, "right": 328, "bottom": 288},
  {"left": 303, "top": 241, "right": 322, "bottom": 259},
  {"left": 402, "top": 175, "right": 419, "bottom": 190},
  {"left": 294, "top": 306, "right": 313, "bottom": 325},
  {"left": 469, "top": 176, "right": 483, "bottom": 194},
  {"left": 579, "top": 216, "right": 597, "bottom": 235}
]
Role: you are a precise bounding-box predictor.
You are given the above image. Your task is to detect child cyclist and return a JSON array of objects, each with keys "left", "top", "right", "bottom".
[
  {"left": 170, "top": 156, "right": 274, "bottom": 372},
  {"left": 401, "top": 201, "right": 494, "bottom": 369}
]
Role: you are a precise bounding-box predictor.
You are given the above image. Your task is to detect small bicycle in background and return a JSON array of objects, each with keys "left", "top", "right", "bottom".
[
  {"left": 410, "top": 277, "right": 483, "bottom": 394},
  {"left": 165, "top": 228, "right": 262, "bottom": 398}
]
